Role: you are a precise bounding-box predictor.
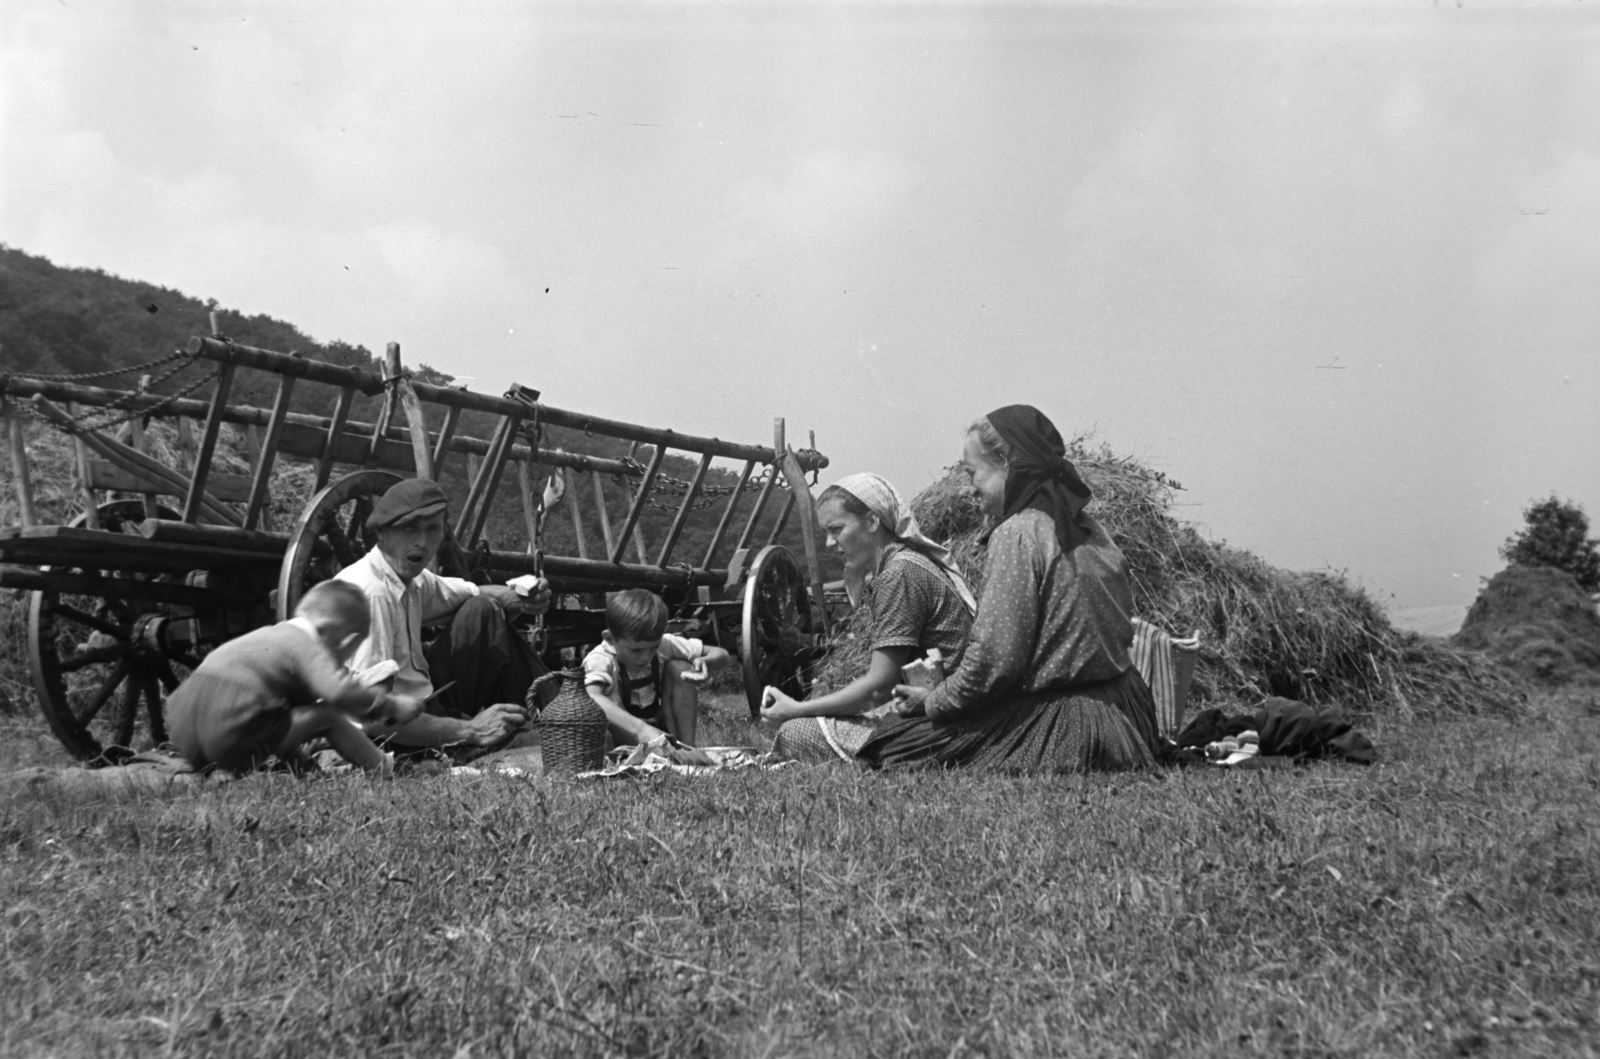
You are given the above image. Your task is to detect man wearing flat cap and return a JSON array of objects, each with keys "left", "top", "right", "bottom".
[{"left": 336, "top": 477, "right": 552, "bottom": 751}]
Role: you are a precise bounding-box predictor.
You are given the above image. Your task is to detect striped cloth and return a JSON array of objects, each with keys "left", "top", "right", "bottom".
[{"left": 1130, "top": 618, "right": 1200, "bottom": 738}]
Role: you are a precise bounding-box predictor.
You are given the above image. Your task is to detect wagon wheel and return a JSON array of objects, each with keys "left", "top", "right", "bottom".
[
  {"left": 27, "top": 500, "right": 192, "bottom": 764},
  {"left": 276, "top": 470, "right": 403, "bottom": 620},
  {"left": 740, "top": 544, "right": 815, "bottom": 719}
]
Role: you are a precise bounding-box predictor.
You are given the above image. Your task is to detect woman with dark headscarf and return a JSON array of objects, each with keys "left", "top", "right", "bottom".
[{"left": 857, "top": 406, "right": 1160, "bottom": 773}]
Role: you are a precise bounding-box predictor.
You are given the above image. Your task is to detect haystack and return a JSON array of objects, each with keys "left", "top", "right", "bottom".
[
  {"left": 1454, "top": 566, "right": 1600, "bottom": 686},
  {"left": 813, "top": 437, "right": 1523, "bottom": 718}
]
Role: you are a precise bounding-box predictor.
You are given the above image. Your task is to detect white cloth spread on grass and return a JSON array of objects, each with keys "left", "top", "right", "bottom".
[
  {"left": 578, "top": 744, "right": 793, "bottom": 779},
  {"left": 335, "top": 547, "right": 479, "bottom": 702}
]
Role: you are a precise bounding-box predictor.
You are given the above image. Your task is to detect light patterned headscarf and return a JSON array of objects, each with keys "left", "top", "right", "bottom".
[{"left": 830, "top": 472, "right": 978, "bottom": 615}]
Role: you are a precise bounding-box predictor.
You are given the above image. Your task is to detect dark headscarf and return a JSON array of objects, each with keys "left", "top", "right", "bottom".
[{"left": 982, "top": 404, "right": 1094, "bottom": 554}]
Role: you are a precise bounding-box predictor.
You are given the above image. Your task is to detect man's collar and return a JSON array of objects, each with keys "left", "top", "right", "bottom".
[{"left": 366, "top": 546, "right": 410, "bottom": 588}]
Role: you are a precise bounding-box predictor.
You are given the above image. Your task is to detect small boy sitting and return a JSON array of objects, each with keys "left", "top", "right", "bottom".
[
  {"left": 582, "top": 588, "right": 730, "bottom": 748},
  {"left": 169, "top": 580, "right": 424, "bottom": 775}
]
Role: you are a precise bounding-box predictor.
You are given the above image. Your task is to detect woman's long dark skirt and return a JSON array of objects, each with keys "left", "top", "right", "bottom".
[{"left": 856, "top": 668, "right": 1160, "bottom": 774}]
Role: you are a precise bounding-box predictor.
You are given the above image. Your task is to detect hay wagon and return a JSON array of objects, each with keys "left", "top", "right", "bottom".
[{"left": 1, "top": 327, "right": 833, "bottom": 763}]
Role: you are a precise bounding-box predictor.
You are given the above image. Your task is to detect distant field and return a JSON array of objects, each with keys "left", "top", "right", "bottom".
[
  {"left": 3, "top": 689, "right": 1599, "bottom": 1057},
  {"left": 1387, "top": 604, "right": 1470, "bottom": 639}
]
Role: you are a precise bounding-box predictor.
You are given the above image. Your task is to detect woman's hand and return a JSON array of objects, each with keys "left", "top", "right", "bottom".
[
  {"left": 891, "top": 685, "right": 929, "bottom": 717},
  {"left": 759, "top": 686, "right": 800, "bottom": 725}
]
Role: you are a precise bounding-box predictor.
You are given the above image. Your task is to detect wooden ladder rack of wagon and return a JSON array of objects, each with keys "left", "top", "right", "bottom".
[{"left": 1, "top": 325, "right": 831, "bottom": 764}]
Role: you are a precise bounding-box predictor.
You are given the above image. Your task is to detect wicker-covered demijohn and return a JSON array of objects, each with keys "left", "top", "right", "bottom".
[{"left": 531, "top": 669, "right": 607, "bottom": 775}]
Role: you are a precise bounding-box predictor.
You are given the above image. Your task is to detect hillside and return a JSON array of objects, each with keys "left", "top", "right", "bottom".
[{"left": 0, "top": 244, "right": 836, "bottom": 576}]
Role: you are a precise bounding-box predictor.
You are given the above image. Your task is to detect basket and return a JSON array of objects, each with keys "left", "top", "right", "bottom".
[{"left": 531, "top": 669, "right": 607, "bottom": 775}]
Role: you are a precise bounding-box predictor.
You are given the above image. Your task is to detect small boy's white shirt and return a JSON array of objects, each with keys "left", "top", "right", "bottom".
[{"left": 583, "top": 634, "right": 706, "bottom": 710}]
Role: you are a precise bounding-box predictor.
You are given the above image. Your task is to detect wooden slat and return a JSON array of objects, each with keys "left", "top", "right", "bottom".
[
  {"left": 566, "top": 468, "right": 588, "bottom": 560},
  {"left": 244, "top": 374, "right": 296, "bottom": 530},
  {"left": 702, "top": 459, "right": 754, "bottom": 568},
  {"left": 610, "top": 444, "right": 665, "bottom": 565},
  {"left": 183, "top": 361, "right": 236, "bottom": 523},
  {"left": 4, "top": 404, "right": 37, "bottom": 528},
  {"left": 0, "top": 566, "right": 249, "bottom": 608},
  {"left": 88, "top": 462, "right": 253, "bottom": 503},
  {"left": 517, "top": 459, "right": 539, "bottom": 555},
  {"left": 0, "top": 525, "right": 278, "bottom": 572},
  {"left": 592, "top": 472, "right": 616, "bottom": 557},
  {"left": 130, "top": 375, "right": 158, "bottom": 520},
  {"left": 464, "top": 411, "right": 522, "bottom": 547},
  {"left": 765, "top": 489, "right": 797, "bottom": 545},
  {"left": 67, "top": 403, "right": 100, "bottom": 528},
  {"left": 734, "top": 464, "right": 779, "bottom": 553},
  {"left": 775, "top": 431, "right": 830, "bottom": 636},
  {"left": 657, "top": 452, "right": 713, "bottom": 567},
  {"left": 139, "top": 519, "right": 290, "bottom": 554},
  {"left": 431, "top": 403, "right": 462, "bottom": 482},
  {"left": 314, "top": 387, "right": 356, "bottom": 491}
]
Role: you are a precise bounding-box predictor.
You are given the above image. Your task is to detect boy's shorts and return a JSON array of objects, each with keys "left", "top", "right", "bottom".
[{"left": 169, "top": 672, "right": 292, "bottom": 772}]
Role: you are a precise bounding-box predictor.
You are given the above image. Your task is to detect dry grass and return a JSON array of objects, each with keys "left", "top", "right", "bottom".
[
  {"left": 2, "top": 688, "right": 1598, "bottom": 1057},
  {"left": 815, "top": 438, "right": 1524, "bottom": 719}
]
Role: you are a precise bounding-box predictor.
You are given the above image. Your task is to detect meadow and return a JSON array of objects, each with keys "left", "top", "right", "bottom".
[{"left": 3, "top": 688, "right": 1598, "bottom": 1058}]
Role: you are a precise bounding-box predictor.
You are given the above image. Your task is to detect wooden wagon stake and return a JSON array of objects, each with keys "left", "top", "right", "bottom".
[
  {"left": 183, "top": 361, "right": 237, "bottom": 524},
  {"left": 4, "top": 401, "right": 38, "bottom": 528},
  {"left": 67, "top": 402, "right": 100, "bottom": 528},
  {"left": 774, "top": 418, "right": 830, "bottom": 637},
  {"left": 243, "top": 369, "right": 298, "bottom": 530},
  {"left": 610, "top": 443, "right": 665, "bottom": 565},
  {"left": 388, "top": 343, "right": 434, "bottom": 480},
  {"left": 131, "top": 375, "right": 159, "bottom": 520},
  {"left": 566, "top": 468, "right": 588, "bottom": 559}
]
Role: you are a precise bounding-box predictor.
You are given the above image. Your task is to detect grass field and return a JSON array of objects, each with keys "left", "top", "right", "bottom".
[{"left": 3, "top": 690, "right": 1599, "bottom": 1058}]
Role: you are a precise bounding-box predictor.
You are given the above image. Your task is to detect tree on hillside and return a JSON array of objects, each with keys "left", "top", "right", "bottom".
[{"left": 1500, "top": 495, "right": 1600, "bottom": 593}]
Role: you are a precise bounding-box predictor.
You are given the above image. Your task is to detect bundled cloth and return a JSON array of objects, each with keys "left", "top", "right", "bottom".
[
  {"left": 577, "top": 741, "right": 794, "bottom": 780},
  {"left": 1172, "top": 697, "right": 1376, "bottom": 767},
  {"left": 1130, "top": 618, "right": 1200, "bottom": 739}
]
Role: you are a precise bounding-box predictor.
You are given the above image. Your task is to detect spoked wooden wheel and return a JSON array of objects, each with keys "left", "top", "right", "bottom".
[
  {"left": 27, "top": 501, "right": 191, "bottom": 764},
  {"left": 740, "top": 544, "right": 816, "bottom": 719},
  {"left": 276, "top": 470, "right": 402, "bottom": 620}
]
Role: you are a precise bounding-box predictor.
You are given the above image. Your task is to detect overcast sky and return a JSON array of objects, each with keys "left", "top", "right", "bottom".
[{"left": 3, "top": 0, "right": 1596, "bottom": 611}]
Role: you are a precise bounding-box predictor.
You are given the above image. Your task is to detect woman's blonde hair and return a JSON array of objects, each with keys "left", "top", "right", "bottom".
[{"left": 966, "top": 417, "right": 1011, "bottom": 467}]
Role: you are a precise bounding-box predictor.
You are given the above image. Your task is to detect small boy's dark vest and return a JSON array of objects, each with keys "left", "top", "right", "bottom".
[{"left": 616, "top": 656, "right": 664, "bottom": 724}]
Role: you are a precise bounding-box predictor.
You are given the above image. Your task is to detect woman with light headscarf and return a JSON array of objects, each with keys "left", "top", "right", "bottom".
[
  {"left": 857, "top": 405, "right": 1160, "bottom": 773},
  {"left": 761, "top": 473, "right": 977, "bottom": 763}
]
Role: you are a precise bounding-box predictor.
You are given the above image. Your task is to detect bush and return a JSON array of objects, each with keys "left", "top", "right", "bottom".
[{"left": 1500, "top": 495, "right": 1600, "bottom": 593}]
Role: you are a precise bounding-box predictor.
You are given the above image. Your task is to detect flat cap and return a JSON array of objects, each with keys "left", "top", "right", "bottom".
[{"left": 365, "top": 478, "right": 450, "bottom": 531}]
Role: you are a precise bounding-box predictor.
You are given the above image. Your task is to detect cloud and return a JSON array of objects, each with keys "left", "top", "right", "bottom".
[{"left": 710, "top": 149, "right": 915, "bottom": 264}]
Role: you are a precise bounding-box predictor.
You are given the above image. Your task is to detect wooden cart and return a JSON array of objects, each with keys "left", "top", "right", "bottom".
[{"left": 1, "top": 329, "right": 832, "bottom": 763}]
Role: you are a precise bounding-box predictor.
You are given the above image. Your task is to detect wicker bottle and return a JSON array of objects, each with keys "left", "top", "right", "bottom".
[{"left": 530, "top": 669, "right": 607, "bottom": 775}]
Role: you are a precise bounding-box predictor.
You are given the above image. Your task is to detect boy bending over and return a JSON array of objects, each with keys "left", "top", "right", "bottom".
[
  {"left": 170, "top": 580, "right": 424, "bottom": 774},
  {"left": 583, "top": 588, "right": 730, "bottom": 747}
]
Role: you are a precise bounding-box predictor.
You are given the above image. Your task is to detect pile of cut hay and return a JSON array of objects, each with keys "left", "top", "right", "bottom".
[
  {"left": 811, "top": 436, "right": 1523, "bottom": 718},
  {"left": 1454, "top": 565, "right": 1600, "bottom": 687}
]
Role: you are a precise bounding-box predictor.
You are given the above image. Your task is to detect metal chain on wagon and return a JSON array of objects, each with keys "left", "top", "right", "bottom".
[{"left": 4, "top": 354, "right": 220, "bottom": 437}]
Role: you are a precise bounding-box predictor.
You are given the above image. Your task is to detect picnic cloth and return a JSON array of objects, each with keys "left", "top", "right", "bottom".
[{"left": 577, "top": 743, "right": 793, "bottom": 780}]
